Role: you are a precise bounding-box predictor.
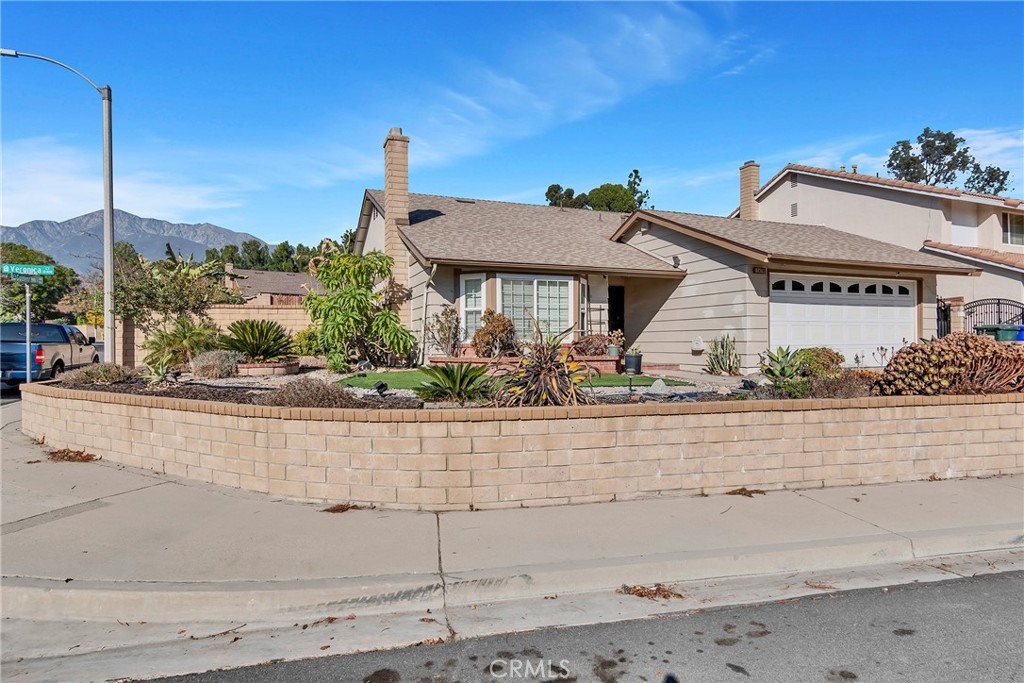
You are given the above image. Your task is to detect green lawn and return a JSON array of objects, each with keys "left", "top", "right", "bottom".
[{"left": 339, "top": 368, "right": 691, "bottom": 390}]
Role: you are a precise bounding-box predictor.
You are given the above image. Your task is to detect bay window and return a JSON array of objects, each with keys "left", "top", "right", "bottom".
[{"left": 498, "top": 274, "right": 573, "bottom": 340}]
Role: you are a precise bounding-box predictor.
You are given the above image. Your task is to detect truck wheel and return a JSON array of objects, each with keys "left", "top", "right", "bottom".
[
  {"left": 50, "top": 362, "right": 64, "bottom": 379},
  {"left": 92, "top": 355, "right": 100, "bottom": 364}
]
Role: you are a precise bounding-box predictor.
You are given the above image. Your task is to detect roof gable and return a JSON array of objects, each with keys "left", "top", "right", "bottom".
[
  {"left": 614, "top": 210, "right": 980, "bottom": 275},
  {"left": 759, "top": 164, "right": 1023, "bottom": 209}
]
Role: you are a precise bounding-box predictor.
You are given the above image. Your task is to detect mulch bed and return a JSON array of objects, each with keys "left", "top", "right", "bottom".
[{"left": 66, "top": 381, "right": 424, "bottom": 409}]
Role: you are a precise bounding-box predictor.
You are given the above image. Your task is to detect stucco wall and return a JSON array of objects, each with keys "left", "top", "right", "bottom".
[{"left": 20, "top": 383, "right": 1022, "bottom": 512}]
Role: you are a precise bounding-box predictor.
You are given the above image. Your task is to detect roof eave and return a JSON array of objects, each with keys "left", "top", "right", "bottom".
[
  {"left": 412, "top": 256, "right": 686, "bottom": 279},
  {"left": 353, "top": 190, "right": 383, "bottom": 256},
  {"left": 921, "top": 246, "right": 1024, "bottom": 275},
  {"left": 767, "top": 255, "right": 981, "bottom": 277}
]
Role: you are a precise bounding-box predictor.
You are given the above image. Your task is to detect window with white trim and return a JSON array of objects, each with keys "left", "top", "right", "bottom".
[
  {"left": 459, "top": 273, "right": 484, "bottom": 341},
  {"left": 579, "top": 278, "right": 589, "bottom": 334},
  {"left": 498, "top": 274, "right": 572, "bottom": 340},
  {"left": 1003, "top": 213, "right": 1024, "bottom": 246}
]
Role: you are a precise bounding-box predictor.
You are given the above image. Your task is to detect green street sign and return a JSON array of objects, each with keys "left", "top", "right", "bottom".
[
  {"left": 12, "top": 274, "right": 45, "bottom": 284},
  {"left": 2, "top": 263, "right": 55, "bottom": 276}
]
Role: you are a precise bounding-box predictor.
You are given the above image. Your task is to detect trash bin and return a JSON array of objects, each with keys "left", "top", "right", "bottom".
[{"left": 975, "top": 324, "right": 1024, "bottom": 341}]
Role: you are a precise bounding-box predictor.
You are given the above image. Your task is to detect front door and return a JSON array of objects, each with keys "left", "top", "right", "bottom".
[{"left": 608, "top": 285, "right": 625, "bottom": 334}]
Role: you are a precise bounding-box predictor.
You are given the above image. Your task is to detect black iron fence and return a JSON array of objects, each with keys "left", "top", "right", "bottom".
[
  {"left": 963, "top": 298, "right": 1024, "bottom": 332},
  {"left": 936, "top": 298, "right": 952, "bottom": 337}
]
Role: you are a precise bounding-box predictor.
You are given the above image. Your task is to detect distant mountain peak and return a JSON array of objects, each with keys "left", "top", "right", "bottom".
[{"left": 2, "top": 210, "right": 268, "bottom": 273}]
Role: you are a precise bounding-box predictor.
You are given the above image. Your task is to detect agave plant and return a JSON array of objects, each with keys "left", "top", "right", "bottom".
[
  {"left": 492, "top": 320, "right": 597, "bottom": 407},
  {"left": 414, "top": 363, "right": 492, "bottom": 403},
  {"left": 760, "top": 346, "right": 802, "bottom": 382},
  {"left": 221, "top": 319, "right": 294, "bottom": 363}
]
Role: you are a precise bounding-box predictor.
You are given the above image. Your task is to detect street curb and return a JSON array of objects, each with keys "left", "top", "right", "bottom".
[{"left": 6, "top": 524, "right": 1019, "bottom": 622}]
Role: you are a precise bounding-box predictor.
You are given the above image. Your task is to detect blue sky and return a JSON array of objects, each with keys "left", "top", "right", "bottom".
[{"left": 2, "top": 2, "right": 1022, "bottom": 248}]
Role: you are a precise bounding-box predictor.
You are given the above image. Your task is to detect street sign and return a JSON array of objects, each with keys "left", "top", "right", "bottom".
[
  {"left": 2, "top": 263, "right": 55, "bottom": 276},
  {"left": 12, "top": 274, "right": 45, "bottom": 284}
]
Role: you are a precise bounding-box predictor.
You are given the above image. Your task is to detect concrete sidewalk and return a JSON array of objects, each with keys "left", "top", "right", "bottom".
[{"left": 2, "top": 398, "right": 1022, "bottom": 680}]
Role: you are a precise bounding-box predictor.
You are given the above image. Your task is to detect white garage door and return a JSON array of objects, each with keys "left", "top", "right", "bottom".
[{"left": 770, "top": 275, "right": 917, "bottom": 365}]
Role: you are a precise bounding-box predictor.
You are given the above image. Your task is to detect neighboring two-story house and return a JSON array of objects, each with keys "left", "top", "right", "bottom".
[{"left": 731, "top": 162, "right": 1024, "bottom": 308}]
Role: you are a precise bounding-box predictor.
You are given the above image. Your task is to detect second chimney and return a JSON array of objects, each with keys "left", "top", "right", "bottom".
[{"left": 739, "top": 161, "right": 760, "bottom": 220}]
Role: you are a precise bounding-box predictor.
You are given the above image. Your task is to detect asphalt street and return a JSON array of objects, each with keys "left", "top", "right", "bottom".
[{"left": 153, "top": 571, "right": 1024, "bottom": 683}]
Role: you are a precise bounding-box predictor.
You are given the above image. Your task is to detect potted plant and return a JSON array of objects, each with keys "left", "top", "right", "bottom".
[
  {"left": 607, "top": 330, "right": 625, "bottom": 358},
  {"left": 624, "top": 343, "right": 642, "bottom": 375}
]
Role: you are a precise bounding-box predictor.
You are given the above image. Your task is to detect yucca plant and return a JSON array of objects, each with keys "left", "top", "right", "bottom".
[
  {"left": 705, "top": 334, "right": 741, "bottom": 376},
  {"left": 414, "top": 363, "right": 492, "bottom": 403},
  {"left": 221, "top": 319, "right": 294, "bottom": 363},
  {"left": 492, "top": 320, "right": 597, "bottom": 407}
]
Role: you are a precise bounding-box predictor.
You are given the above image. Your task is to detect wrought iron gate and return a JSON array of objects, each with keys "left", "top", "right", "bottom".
[{"left": 963, "top": 298, "right": 1024, "bottom": 332}]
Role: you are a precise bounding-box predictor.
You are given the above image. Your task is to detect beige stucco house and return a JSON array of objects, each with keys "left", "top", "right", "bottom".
[
  {"left": 731, "top": 162, "right": 1024, "bottom": 304},
  {"left": 355, "top": 129, "right": 977, "bottom": 372}
]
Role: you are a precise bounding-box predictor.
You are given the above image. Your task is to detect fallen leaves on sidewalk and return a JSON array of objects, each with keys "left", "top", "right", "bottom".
[
  {"left": 804, "top": 580, "right": 837, "bottom": 591},
  {"left": 616, "top": 583, "right": 686, "bottom": 600},
  {"left": 48, "top": 449, "right": 97, "bottom": 463},
  {"left": 725, "top": 487, "right": 766, "bottom": 498},
  {"left": 25, "top": 459, "right": 41, "bottom": 464},
  {"left": 322, "top": 503, "right": 363, "bottom": 513}
]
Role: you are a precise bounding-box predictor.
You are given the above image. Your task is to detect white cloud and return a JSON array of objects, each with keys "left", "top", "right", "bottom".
[
  {"left": 958, "top": 127, "right": 1024, "bottom": 177},
  {"left": 1, "top": 137, "right": 244, "bottom": 225}
]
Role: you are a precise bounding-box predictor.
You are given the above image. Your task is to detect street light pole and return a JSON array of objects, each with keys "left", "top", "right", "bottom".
[{"left": 1, "top": 48, "right": 116, "bottom": 364}]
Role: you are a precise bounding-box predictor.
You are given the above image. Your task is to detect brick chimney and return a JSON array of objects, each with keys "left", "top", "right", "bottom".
[
  {"left": 383, "top": 127, "right": 411, "bottom": 324},
  {"left": 739, "top": 160, "right": 760, "bottom": 220}
]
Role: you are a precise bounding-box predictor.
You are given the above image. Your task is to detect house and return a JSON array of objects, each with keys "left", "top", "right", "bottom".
[
  {"left": 223, "top": 263, "right": 324, "bottom": 305},
  {"left": 730, "top": 162, "right": 1024, "bottom": 306},
  {"left": 354, "top": 129, "right": 977, "bottom": 372}
]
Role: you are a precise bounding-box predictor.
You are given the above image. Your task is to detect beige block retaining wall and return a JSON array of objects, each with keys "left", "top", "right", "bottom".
[{"left": 19, "top": 383, "right": 1023, "bottom": 511}]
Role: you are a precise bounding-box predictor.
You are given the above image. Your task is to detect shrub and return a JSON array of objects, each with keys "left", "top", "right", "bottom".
[
  {"left": 807, "top": 374, "right": 873, "bottom": 399},
  {"left": 574, "top": 334, "right": 613, "bottom": 356},
  {"left": 705, "top": 335, "right": 741, "bottom": 376},
  {"left": 61, "top": 363, "right": 133, "bottom": 386},
  {"left": 472, "top": 309, "right": 518, "bottom": 358},
  {"left": 796, "top": 347, "right": 845, "bottom": 378},
  {"left": 875, "top": 332, "right": 1024, "bottom": 396},
  {"left": 142, "top": 316, "right": 220, "bottom": 368},
  {"left": 492, "top": 322, "right": 596, "bottom": 407},
  {"left": 414, "top": 363, "right": 492, "bottom": 403},
  {"left": 327, "top": 352, "right": 351, "bottom": 373},
  {"left": 425, "top": 305, "right": 464, "bottom": 357},
  {"left": 750, "top": 378, "right": 811, "bottom": 400},
  {"left": 255, "top": 377, "right": 421, "bottom": 409},
  {"left": 221, "top": 319, "right": 294, "bottom": 363},
  {"left": 292, "top": 327, "right": 325, "bottom": 356},
  {"left": 191, "top": 350, "right": 245, "bottom": 379}
]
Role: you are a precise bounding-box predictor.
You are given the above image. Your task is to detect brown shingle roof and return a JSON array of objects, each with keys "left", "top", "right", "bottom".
[
  {"left": 629, "top": 210, "right": 979, "bottom": 274},
  {"left": 366, "top": 190, "right": 682, "bottom": 276},
  {"left": 764, "top": 164, "right": 1023, "bottom": 207},
  {"left": 229, "top": 268, "right": 323, "bottom": 298},
  {"left": 922, "top": 241, "right": 1024, "bottom": 272}
]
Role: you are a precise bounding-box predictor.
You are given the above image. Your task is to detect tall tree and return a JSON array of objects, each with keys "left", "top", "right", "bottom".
[
  {"left": 220, "top": 244, "right": 240, "bottom": 267},
  {"left": 239, "top": 239, "right": 271, "bottom": 270},
  {"left": 546, "top": 169, "right": 653, "bottom": 211},
  {"left": 0, "top": 243, "right": 80, "bottom": 322},
  {"left": 204, "top": 247, "right": 221, "bottom": 263},
  {"left": 545, "top": 184, "right": 589, "bottom": 209},
  {"left": 270, "top": 241, "right": 298, "bottom": 272},
  {"left": 885, "top": 127, "right": 1013, "bottom": 195}
]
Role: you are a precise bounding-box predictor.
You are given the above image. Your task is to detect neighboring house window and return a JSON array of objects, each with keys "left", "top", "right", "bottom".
[
  {"left": 579, "top": 278, "right": 589, "bottom": 334},
  {"left": 498, "top": 274, "right": 572, "bottom": 340},
  {"left": 1004, "top": 213, "right": 1024, "bottom": 246},
  {"left": 460, "top": 274, "right": 485, "bottom": 341}
]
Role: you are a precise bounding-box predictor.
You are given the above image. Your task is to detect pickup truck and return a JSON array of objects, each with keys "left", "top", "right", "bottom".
[{"left": 0, "top": 322, "right": 100, "bottom": 389}]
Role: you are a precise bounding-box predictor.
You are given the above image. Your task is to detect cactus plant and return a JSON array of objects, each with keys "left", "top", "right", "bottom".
[
  {"left": 705, "top": 334, "right": 741, "bottom": 376},
  {"left": 876, "top": 332, "right": 1024, "bottom": 396}
]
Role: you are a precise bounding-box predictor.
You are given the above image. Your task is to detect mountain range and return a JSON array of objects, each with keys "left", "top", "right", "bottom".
[{"left": 1, "top": 209, "right": 267, "bottom": 273}]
